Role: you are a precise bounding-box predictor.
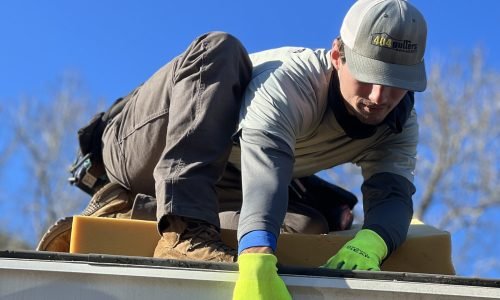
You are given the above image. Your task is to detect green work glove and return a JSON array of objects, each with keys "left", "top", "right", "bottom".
[
  {"left": 323, "top": 229, "right": 388, "bottom": 271},
  {"left": 233, "top": 253, "right": 292, "bottom": 300}
]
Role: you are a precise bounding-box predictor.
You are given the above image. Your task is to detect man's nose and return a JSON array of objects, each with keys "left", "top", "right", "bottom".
[{"left": 368, "top": 85, "right": 388, "bottom": 105}]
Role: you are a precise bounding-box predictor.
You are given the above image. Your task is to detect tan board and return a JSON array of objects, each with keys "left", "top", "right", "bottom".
[{"left": 70, "top": 216, "right": 455, "bottom": 275}]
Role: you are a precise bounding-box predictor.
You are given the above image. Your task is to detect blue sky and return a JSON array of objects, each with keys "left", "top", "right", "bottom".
[
  {"left": 0, "top": 0, "right": 499, "bottom": 278},
  {"left": 1, "top": 0, "right": 499, "bottom": 104}
]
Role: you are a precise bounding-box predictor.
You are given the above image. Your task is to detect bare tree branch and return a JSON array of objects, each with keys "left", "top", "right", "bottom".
[
  {"left": 10, "top": 72, "right": 97, "bottom": 241},
  {"left": 414, "top": 48, "right": 500, "bottom": 276}
]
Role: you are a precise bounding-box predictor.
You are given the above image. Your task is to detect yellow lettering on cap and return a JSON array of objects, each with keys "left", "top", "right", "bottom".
[
  {"left": 371, "top": 33, "right": 417, "bottom": 52},
  {"left": 371, "top": 34, "right": 394, "bottom": 49}
]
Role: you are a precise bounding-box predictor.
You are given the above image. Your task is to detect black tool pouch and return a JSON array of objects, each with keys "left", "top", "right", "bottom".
[
  {"left": 68, "top": 112, "right": 109, "bottom": 195},
  {"left": 68, "top": 94, "right": 131, "bottom": 195}
]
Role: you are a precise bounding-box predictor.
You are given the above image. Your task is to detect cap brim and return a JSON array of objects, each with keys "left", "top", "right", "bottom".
[{"left": 344, "top": 46, "right": 427, "bottom": 92}]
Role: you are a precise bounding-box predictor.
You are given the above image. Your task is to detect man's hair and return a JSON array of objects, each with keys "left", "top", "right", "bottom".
[{"left": 336, "top": 37, "right": 346, "bottom": 64}]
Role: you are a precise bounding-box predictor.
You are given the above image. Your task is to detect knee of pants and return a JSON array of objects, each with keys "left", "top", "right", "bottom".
[
  {"left": 203, "top": 31, "right": 247, "bottom": 54},
  {"left": 283, "top": 202, "right": 330, "bottom": 234},
  {"left": 218, "top": 209, "right": 330, "bottom": 235},
  {"left": 282, "top": 212, "right": 330, "bottom": 234},
  {"left": 200, "top": 32, "right": 252, "bottom": 76}
]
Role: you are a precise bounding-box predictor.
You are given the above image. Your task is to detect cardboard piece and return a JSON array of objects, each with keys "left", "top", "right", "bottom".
[{"left": 70, "top": 216, "right": 455, "bottom": 275}]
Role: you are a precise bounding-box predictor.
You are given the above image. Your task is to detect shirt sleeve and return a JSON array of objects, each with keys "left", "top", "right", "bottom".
[
  {"left": 236, "top": 128, "right": 294, "bottom": 241},
  {"left": 238, "top": 66, "right": 324, "bottom": 150},
  {"left": 361, "top": 172, "right": 415, "bottom": 255},
  {"left": 356, "top": 110, "right": 419, "bottom": 254}
]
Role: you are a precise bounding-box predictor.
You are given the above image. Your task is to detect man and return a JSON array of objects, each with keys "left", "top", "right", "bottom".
[
  {"left": 39, "top": 0, "right": 427, "bottom": 298},
  {"left": 231, "top": 0, "right": 426, "bottom": 296}
]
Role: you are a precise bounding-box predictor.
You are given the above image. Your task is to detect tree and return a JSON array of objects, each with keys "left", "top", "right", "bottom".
[
  {"left": 0, "top": 105, "right": 25, "bottom": 250},
  {"left": 8, "top": 72, "right": 97, "bottom": 245},
  {"left": 0, "top": 230, "right": 31, "bottom": 250},
  {"left": 414, "top": 49, "right": 500, "bottom": 277}
]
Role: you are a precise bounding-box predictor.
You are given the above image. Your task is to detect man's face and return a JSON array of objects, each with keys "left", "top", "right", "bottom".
[{"left": 331, "top": 40, "right": 408, "bottom": 125}]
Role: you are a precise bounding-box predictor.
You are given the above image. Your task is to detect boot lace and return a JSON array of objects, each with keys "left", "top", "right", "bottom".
[{"left": 183, "top": 221, "right": 236, "bottom": 255}]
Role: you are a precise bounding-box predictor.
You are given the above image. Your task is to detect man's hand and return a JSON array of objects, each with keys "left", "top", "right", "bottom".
[
  {"left": 233, "top": 253, "right": 292, "bottom": 300},
  {"left": 323, "top": 229, "right": 387, "bottom": 271}
]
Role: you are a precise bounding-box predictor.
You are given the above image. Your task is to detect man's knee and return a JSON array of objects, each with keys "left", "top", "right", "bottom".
[
  {"left": 196, "top": 31, "right": 252, "bottom": 88},
  {"left": 203, "top": 31, "right": 246, "bottom": 53},
  {"left": 197, "top": 32, "right": 251, "bottom": 69}
]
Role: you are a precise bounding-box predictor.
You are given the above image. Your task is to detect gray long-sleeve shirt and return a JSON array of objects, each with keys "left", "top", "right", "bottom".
[{"left": 229, "top": 47, "right": 417, "bottom": 253}]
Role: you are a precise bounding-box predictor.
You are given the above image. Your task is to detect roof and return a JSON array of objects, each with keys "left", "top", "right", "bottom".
[{"left": 1, "top": 251, "right": 499, "bottom": 299}]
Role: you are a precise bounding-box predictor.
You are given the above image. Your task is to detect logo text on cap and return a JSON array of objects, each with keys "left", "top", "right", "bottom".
[{"left": 371, "top": 33, "right": 418, "bottom": 53}]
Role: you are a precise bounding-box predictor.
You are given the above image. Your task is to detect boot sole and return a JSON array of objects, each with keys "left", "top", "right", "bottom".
[{"left": 36, "top": 216, "right": 73, "bottom": 252}]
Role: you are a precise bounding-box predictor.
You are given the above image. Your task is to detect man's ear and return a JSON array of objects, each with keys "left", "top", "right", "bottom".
[{"left": 331, "top": 39, "right": 342, "bottom": 70}]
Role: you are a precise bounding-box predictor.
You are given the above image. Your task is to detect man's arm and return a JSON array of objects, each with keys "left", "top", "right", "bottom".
[
  {"left": 232, "top": 48, "right": 327, "bottom": 298},
  {"left": 324, "top": 111, "right": 418, "bottom": 271},
  {"left": 233, "top": 128, "right": 294, "bottom": 300},
  {"left": 237, "top": 128, "right": 294, "bottom": 252},
  {"left": 362, "top": 172, "right": 415, "bottom": 255}
]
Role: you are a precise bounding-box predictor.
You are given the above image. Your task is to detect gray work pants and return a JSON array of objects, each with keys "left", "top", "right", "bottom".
[{"left": 102, "top": 32, "right": 329, "bottom": 234}]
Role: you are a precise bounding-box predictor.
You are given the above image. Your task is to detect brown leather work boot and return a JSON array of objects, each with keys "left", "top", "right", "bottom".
[
  {"left": 80, "top": 182, "right": 133, "bottom": 218},
  {"left": 154, "top": 215, "right": 236, "bottom": 263},
  {"left": 36, "top": 182, "right": 133, "bottom": 252}
]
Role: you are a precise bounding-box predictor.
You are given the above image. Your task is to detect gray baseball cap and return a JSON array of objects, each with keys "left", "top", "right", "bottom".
[{"left": 340, "top": 0, "right": 427, "bottom": 91}]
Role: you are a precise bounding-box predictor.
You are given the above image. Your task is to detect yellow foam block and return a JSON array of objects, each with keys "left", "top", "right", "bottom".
[
  {"left": 70, "top": 216, "right": 159, "bottom": 257},
  {"left": 70, "top": 216, "right": 455, "bottom": 275}
]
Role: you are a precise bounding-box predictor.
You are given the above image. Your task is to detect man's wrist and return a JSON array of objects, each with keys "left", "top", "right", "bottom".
[
  {"left": 240, "top": 246, "right": 273, "bottom": 254},
  {"left": 238, "top": 230, "right": 277, "bottom": 254}
]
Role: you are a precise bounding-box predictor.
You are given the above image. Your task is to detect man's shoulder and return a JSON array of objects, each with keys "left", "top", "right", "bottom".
[
  {"left": 250, "top": 47, "right": 331, "bottom": 74},
  {"left": 239, "top": 47, "right": 333, "bottom": 149}
]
